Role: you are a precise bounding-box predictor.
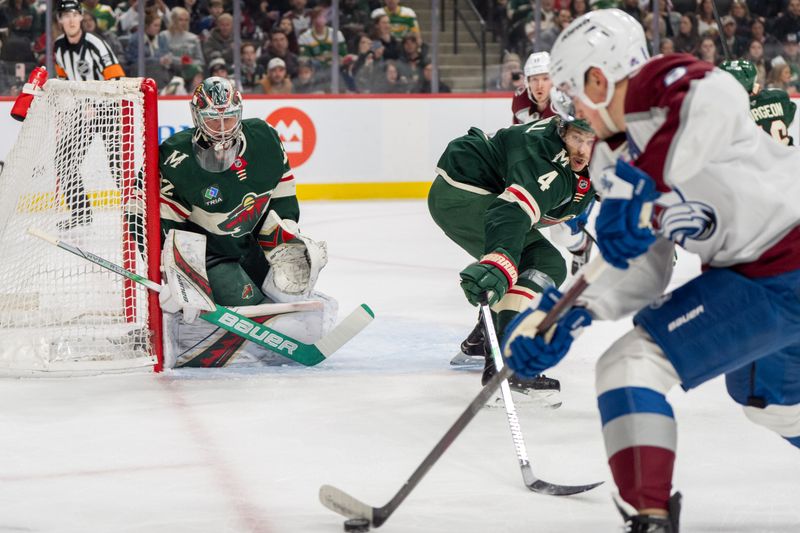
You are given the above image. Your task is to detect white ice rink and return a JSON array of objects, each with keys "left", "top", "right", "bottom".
[{"left": 1, "top": 200, "right": 798, "bottom": 532}]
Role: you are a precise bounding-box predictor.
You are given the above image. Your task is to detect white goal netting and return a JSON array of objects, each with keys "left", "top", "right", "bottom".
[{"left": 0, "top": 78, "right": 161, "bottom": 374}]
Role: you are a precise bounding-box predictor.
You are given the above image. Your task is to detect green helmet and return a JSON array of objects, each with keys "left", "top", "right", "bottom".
[
  {"left": 720, "top": 59, "right": 758, "bottom": 94},
  {"left": 557, "top": 116, "right": 594, "bottom": 138}
]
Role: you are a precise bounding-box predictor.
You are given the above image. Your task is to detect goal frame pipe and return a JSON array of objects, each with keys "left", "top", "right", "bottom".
[{"left": 141, "top": 78, "right": 164, "bottom": 372}]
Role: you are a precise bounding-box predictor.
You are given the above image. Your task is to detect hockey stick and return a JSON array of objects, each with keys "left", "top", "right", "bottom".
[
  {"left": 28, "top": 228, "right": 374, "bottom": 367},
  {"left": 710, "top": 0, "right": 731, "bottom": 60},
  {"left": 319, "top": 257, "right": 608, "bottom": 528},
  {"left": 480, "top": 298, "right": 603, "bottom": 495}
]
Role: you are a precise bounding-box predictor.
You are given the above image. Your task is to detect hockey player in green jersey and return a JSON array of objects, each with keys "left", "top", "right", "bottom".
[
  {"left": 158, "top": 77, "right": 334, "bottom": 368},
  {"left": 721, "top": 59, "right": 797, "bottom": 145},
  {"left": 428, "top": 116, "right": 597, "bottom": 394}
]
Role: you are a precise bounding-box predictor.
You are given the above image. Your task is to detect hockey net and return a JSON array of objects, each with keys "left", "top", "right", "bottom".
[{"left": 0, "top": 78, "right": 162, "bottom": 374}]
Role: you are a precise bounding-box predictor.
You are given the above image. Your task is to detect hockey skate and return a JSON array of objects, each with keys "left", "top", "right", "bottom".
[
  {"left": 482, "top": 353, "right": 562, "bottom": 409},
  {"left": 449, "top": 320, "right": 487, "bottom": 368},
  {"left": 614, "top": 492, "right": 681, "bottom": 533}
]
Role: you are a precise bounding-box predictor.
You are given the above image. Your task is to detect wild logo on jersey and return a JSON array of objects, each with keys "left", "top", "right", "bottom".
[{"left": 218, "top": 191, "right": 271, "bottom": 237}]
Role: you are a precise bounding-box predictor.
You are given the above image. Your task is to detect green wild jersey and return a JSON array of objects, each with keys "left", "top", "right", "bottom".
[
  {"left": 436, "top": 116, "right": 596, "bottom": 263},
  {"left": 750, "top": 88, "right": 797, "bottom": 146},
  {"left": 159, "top": 118, "right": 299, "bottom": 260}
]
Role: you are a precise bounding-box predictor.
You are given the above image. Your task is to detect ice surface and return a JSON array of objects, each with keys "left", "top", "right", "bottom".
[{"left": 0, "top": 200, "right": 798, "bottom": 532}]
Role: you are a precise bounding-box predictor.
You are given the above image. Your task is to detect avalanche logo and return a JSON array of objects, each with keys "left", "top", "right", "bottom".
[
  {"left": 654, "top": 190, "right": 717, "bottom": 245},
  {"left": 266, "top": 107, "right": 317, "bottom": 168},
  {"left": 217, "top": 191, "right": 271, "bottom": 237}
]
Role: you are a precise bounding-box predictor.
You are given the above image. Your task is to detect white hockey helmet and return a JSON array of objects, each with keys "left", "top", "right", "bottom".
[
  {"left": 523, "top": 52, "right": 550, "bottom": 78},
  {"left": 549, "top": 9, "right": 649, "bottom": 112}
]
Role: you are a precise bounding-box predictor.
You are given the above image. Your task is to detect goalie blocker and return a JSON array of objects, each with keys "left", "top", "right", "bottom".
[{"left": 160, "top": 225, "right": 337, "bottom": 368}]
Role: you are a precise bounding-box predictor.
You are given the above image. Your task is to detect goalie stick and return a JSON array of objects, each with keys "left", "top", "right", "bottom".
[
  {"left": 480, "top": 297, "right": 602, "bottom": 494},
  {"left": 319, "top": 257, "right": 609, "bottom": 528},
  {"left": 28, "top": 228, "right": 374, "bottom": 367}
]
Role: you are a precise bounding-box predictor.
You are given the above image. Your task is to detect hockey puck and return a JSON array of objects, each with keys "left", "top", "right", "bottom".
[{"left": 343, "top": 518, "right": 370, "bottom": 532}]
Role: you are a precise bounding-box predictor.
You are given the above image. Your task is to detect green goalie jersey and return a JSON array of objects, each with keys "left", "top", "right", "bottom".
[
  {"left": 750, "top": 88, "right": 797, "bottom": 146},
  {"left": 159, "top": 118, "right": 299, "bottom": 260},
  {"left": 435, "top": 116, "right": 596, "bottom": 262}
]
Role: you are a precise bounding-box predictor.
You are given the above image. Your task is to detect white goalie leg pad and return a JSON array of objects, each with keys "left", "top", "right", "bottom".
[
  {"left": 261, "top": 211, "right": 328, "bottom": 298},
  {"left": 161, "top": 229, "right": 215, "bottom": 323}
]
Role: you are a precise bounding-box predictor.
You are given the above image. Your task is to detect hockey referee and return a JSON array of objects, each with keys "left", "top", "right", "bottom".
[
  {"left": 54, "top": 0, "right": 124, "bottom": 81},
  {"left": 52, "top": 0, "right": 126, "bottom": 230}
]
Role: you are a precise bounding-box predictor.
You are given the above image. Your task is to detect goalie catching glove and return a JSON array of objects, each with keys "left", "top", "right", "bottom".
[
  {"left": 259, "top": 211, "right": 328, "bottom": 298},
  {"left": 501, "top": 287, "right": 591, "bottom": 377},
  {"left": 159, "top": 229, "right": 215, "bottom": 323}
]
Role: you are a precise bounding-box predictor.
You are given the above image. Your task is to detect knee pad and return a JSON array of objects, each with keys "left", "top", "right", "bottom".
[
  {"left": 742, "top": 404, "right": 800, "bottom": 445},
  {"left": 595, "top": 326, "right": 681, "bottom": 396}
]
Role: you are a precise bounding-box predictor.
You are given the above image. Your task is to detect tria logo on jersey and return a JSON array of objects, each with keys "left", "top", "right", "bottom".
[
  {"left": 203, "top": 185, "right": 222, "bottom": 206},
  {"left": 217, "top": 191, "right": 271, "bottom": 237}
]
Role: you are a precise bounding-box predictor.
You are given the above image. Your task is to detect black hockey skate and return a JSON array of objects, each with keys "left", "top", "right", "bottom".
[
  {"left": 615, "top": 492, "right": 682, "bottom": 533},
  {"left": 450, "top": 319, "right": 488, "bottom": 367}
]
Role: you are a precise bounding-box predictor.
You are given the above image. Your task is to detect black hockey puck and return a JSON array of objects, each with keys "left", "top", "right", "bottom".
[{"left": 343, "top": 518, "right": 370, "bottom": 532}]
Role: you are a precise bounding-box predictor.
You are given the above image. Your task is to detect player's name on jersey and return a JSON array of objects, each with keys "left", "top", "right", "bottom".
[{"left": 750, "top": 102, "right": 785, "bottom": 121}]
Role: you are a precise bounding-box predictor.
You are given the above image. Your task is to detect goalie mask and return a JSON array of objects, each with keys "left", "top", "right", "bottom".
[{"left": 190, "top": 76, "right": 243, "bottom": 172}]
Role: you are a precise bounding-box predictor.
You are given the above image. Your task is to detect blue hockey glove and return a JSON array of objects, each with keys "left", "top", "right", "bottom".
[
  {"left": 459, "top": 249, "right": 518, "bottom": 306},
  {"left": 564, "top": 198, "right": 595, "bottom": 235},
  {"left": 595, "top": 159, "right": 660, "bottom": 270},
  {"left": 501, "top": 287, "right": 592, "bottom": 378}
]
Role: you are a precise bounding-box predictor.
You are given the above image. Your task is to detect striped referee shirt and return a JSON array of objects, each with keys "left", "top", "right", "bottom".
[{"left": 53, "top": 31, "right": 125, "bottom": 81}]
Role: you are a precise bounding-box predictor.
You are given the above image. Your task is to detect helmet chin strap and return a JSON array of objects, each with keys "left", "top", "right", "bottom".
[{"left": 598, "top": 105, "right": 620, "bottom": 134}]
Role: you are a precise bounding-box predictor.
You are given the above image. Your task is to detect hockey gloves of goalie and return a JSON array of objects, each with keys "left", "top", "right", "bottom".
[
  {"left": 459, "top": 249, "right": 518, "bottom": 307},
  {"left": 502, "top": 287, "right": 591, "bottom": 378},
  {"left": 595, "top": 159, "right": 660, "bottom": 270}
]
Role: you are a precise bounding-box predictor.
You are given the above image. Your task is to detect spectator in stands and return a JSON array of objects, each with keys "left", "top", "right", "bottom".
[
  {"left": 489, "top": 53, "right": 523, "bottom": 91},
  {"left": 83, "top": 12, "right": 124, "bottom": 59},
  {"left": 619, "top": 0, "right": 643, "bottom": 24},
  {"left": 183, "top": 62, "right": 204, "bottom": 92},
  {"left": 371, "top": 14, "right": 401, "bottom": 59},
  {"left": 287, "top": 0, "right": 311, "bottom": 37},
  {"left": 203, "top": 12, "right": 234, "bottom": 66},
  {"left": 259, "top": 29, "right": 299, "bottom": 78},
  {"left": 249, "top": 0, "right": 281, "bottom": 37},
  {"left": 207, "top": 55, "right": 230, "bottom": 78},
  {"left": 81, "top": 0, "right": 116, "bottom": 34},
  {"left": 125, "top": 11, "right": 172, "bottom": 87},
  {"left": 748, "top": 0, "right": 781, "bottom": 20},
  {"left": 766, "top": 60, "right": 798, "bottom": 95},
  {"left": 417, "top": 61, "right": 451, "bottom": 93},
  {"left": 696, "top": 0, "right": 719, "bottom": 37},
  {"left": 660, "top": 37, "right": 675, "bottom": 55},
  {"left": 115, "top": 0, "right": 140, "bottom": 34},
  {"left": 261, "top": 56, "right": 293, "bottom": 93},
  {"left": 162, "top": 7, "right": 205, "bottom": 74},
  {"left": 340, "top": 0, "right": 371, "bottom": 45},
  {"left": 298, "top": 6, "right": 347, "bottom": 66},
  {"left": 240, "top": 42, "right": 265, "bottom": 93},
  {"left": 173, "top": 0, "right": 204, "bottom": 35},
  {"left": 276, "top": 14, "right": 301, "bottom": 53},
  {"left": 293, "top": 57, "right": 325, "bottom": 93},
  {"left": 771, "top": 0, "right": 800, "bottom": 43},
  {"left": 747, "top": 39, "right": 768, "bottom": 88},
  {"left": 370, "top": 0, "right": 421, "bottom": 44},
  {"left": 750, "top": 17, "right": 781, "bottom": 61},
  {"left": 642, "top": 12, "right": 668, "bottom": 55},
  {"left": 537, "top": 8, "right": 571, "bottom": 52},
  {"left": 351, "top": 32, "right": 383, "bottom": 92},
  {"left": 718, "top": 15, "right": 749, "bottom": 57},
  {"left": 697, "top": 35, "right": 720, "bottom": 65},
  {"left": 0, "top": 0, "right": 42, "bottom": 64},
  {"left": 372, "top": 59, "right": 408, "bottom": 93},
  {"left": 730, "top": 0, "right": 752, "bottom": 40},
  {"left": 197, "top": 0, "right": 225, "bottom": 38},
  {"left": 570, "top": 0, "right": 587, "bottom": 19},
  {"left": 779, "top": 32, "right": 800, "bottom": 83},
  {"left": 523, "top": 0, "right": 555, "bottom": 52},
  {"left": 397, "top": 33, "right": 425, "bottom": 88},
  {"left": 674, "top": 13, "right": 700, "bottom": 55}
]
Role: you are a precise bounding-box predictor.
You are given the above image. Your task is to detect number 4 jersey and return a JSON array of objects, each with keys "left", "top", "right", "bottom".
[{"left": 750, "top": 87, "right": 797, "bottom": 146}]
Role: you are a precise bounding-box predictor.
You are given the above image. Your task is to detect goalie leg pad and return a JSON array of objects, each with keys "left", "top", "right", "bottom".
[{"left": 160, "top": 230, "right": 216, "bottom": 323}]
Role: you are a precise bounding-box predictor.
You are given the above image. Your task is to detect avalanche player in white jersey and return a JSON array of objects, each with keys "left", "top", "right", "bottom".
[{"left": 500, "top": 9, "right": 800, "bottom": 532}]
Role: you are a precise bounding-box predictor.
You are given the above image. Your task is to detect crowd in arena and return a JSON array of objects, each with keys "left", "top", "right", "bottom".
[{"left": 1, "top": 0, "right": 800, "bottom": 95}]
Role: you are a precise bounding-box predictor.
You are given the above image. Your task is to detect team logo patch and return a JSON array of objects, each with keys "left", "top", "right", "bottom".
[
  {"left": 654, "top": 191, "right": 718, "bottom": 245},
  {"left": 217, "top": 191, "right": 272, "bottom": 237},
  {"left": 576, "top": 177, "right": 591, "bottom": 194},
  {"left": 231, "top": 157, "right": 247, "bottom": 170},
  {"left": 203, "top": 185, "right": 222, "bottom": 205},
  {"left": 242, "top": 283, "right": 254, "bottom": 300}
]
